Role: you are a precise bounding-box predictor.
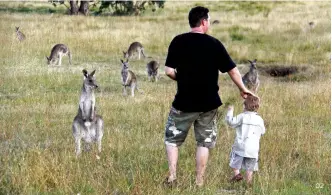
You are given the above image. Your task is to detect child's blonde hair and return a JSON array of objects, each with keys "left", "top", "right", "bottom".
[{"left": 244, "top": 95, "right": 260, "bottom": 112}]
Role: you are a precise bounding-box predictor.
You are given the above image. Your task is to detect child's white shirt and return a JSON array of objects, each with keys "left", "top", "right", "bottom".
[{"left": 225, "top": 109, "right": 265, "bottom": 159}]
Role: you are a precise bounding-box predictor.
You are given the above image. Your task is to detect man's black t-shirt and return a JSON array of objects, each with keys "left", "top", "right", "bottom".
[{"left": 165, "top": 33, "right": 236, "bottom": 112}]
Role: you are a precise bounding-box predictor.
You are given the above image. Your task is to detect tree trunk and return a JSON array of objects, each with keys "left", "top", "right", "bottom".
[
  {"left": 69, "top": 0, "right": 79, "bottom": 15},
  {"left": 79, "top": 1, "right": 89, "bottom": 16},
  {"left": 134, "top": 1, "right": 147, "bottom": 15}
]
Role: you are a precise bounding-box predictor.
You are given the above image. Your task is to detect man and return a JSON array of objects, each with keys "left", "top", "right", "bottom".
[{"left": 164, "top": 6, "right": 255, "bottom": 187}]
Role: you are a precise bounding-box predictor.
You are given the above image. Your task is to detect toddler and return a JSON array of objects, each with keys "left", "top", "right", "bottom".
[{"left": 225, "top": 95, "right": 265, "bottom": 185}]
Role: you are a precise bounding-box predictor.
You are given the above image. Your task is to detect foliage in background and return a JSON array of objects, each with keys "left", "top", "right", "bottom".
[
  {"left": 97, "top": 0, "right": 165, "bottom": 15},
  {"left": 49, "top": 0, "right": 165, "bottom": 15}
]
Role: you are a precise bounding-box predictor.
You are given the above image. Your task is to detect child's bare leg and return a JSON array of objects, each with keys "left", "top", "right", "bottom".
[
  {"left": 230, "top": 168, "right": 243, "bottom": 182},
  {"left": 245, "top": 170, "right": 253, "bottom": 184},
  {"left": 233, "top": 168, "right": 240, "bottom": 176}
]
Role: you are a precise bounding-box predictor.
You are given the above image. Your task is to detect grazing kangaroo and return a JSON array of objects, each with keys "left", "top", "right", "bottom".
[
  {"left": 146, "top": 60, "right": 159, "bottom": 82},
  {"left": 212, "top": 20, "right": 220, "bottom": 24},
  {"left": 123, "top": 42, "right": 146, "bottom": 60},
  {"left": 46, "top": 44, "right": 72, "bottom": 66},
  {"left": 121, "top": 59, "right": 141, "bottom": 97},
  {"left": 242, "top": 59, "right": 260, "bottom": 93},
  {"left": 72, "top": 69, "right": 104, "bottom": 157},
  {"left": 15, "top": 27, "right": 26, "bottom": 42}
]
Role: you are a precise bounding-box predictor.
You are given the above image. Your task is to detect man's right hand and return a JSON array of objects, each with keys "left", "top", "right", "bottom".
[
  {"left": 227, "top": 67, "right": 258, "bottom": 99},
  {"left": 240, "top": 89, "right": 258, "bottom": 99}
]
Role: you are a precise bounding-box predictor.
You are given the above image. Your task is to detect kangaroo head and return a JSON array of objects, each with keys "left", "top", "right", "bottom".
[
  {"left": 15, "top": 27, "right": 19, "bottom": 32},
  {"left": 248, "top": 59, "right": 257, "bottom": 69},
  {"left": 120, "top": 59, "right": 129, "bottom": 69},
  {"left": 82, "top": 69, "right": 98, "bottom": 89},
  {"left": 123, "top": 51, "right": 129, "bottom": 59},
  {"left": 46, "top": 56, "right": 51, "bottom": 65}
]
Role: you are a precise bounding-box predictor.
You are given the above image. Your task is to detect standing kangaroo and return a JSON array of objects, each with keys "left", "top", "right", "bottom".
[
  {"left": 121, "top": 59, "right": 140, "bottom": 97},
  {"left": 123, "top": 42, "right": 146, "bottom": 60},
  {"left": 72, "top": 69, "right": 104, "bottom": 157},
  {"left": 242, "top": 59, "right": 260, "bottom": 93},
  {"left": 46, "top": 44, "right": 72, "bottom": 66},
  {"left": 15, "top": 27, "right": 26, "bottom": 42},
  {"left": 146, "top": 60, "right": 159, "bottom": 82}
]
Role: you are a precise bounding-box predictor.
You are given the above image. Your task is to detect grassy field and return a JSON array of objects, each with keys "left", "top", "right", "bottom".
[{"left": 0, "top": 1, "right": 330, "bottom": 195}]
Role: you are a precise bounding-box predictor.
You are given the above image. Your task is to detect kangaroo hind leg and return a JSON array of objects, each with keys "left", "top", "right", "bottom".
[{"left": 131, "top": 82, "right": 137, "bottom": 97}]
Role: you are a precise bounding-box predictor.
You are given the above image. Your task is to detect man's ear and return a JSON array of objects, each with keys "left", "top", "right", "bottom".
[{"left": 202, "top": 18, "right": 209, "bottom": 26}]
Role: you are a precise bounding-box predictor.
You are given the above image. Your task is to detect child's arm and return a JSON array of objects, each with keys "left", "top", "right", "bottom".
[
  {"left": 225, "top": 105, "right": 243, "bottom": 128},
  {"left": 261, "top": 120, "right": 266, "bottom": 135}
]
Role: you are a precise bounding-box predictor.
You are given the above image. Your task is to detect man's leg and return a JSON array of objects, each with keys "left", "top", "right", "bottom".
[
  {"left": 195, "top": 146, "right": 209, "bottom": 186},
  {"left": 164, "top": 107, "right": 196, "bottom": 183},
  {"left": 194, "top": 109, "right": 218, "bottom": 186},
  {"left": 166, "top": 144, "right": 178, "bottom": 182}
]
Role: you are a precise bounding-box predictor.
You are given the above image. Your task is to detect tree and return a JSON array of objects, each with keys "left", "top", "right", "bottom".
[
  {"left": 50, "top": 0, "right": 95, "bottom": 15},
  {"left": 98, "top": 0, "right": 165, "bottom": 15},
  {"left": 50, "top": 0, "right": 165, "bottom": 16}
]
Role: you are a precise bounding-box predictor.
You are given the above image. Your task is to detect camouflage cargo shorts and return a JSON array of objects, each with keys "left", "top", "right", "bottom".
[{"left": 164, "top": 107, "right": 218, "bottom": 148}]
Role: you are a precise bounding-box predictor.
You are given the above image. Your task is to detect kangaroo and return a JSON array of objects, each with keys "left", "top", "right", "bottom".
[
  {"left": 15, "top": 27, "right": 26, "bottom": 42},
  {"left": 123, "top": 42, "right": 146, "bottom": 60},
  {"left": 242, "top": 59, "right": 260, "bottom": 93},
  {"left": 72, "top": 69, "right": 104, "bottom": 157},
  {"left": 46, "top": 44, "right": 72, "bottom": 66},
  {"left": 212, "top": 20, "right": 220, "bottom": 24},
  {"left": 121, "top": 59, "right": 140, "bottom": 97},
  {"left": 146, "top": 60, "right": 159, "bottom": 82},
  {"left": 308, "top": 21, "right": 315, "bottom": 28}
]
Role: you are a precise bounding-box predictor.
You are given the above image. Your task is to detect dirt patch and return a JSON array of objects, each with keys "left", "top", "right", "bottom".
[{"left": 261, "top": 65, "right": 308, "bottom": 77}]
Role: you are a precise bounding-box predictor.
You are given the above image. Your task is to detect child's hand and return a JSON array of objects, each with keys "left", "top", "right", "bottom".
[{"left": 227, "top": 105, "right": 234, "bottom": 111}]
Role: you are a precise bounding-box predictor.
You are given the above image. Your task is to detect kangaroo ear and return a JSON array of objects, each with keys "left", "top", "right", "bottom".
[
  {"left": 90, "top": 70, "right": 96, "bottom": 77},
  {"left": 82, "top": 69, "right": 88, "bottom": 78},
  {"left": 126, "top": 58, "right": 129, "bottom": 63},
  {"left": 248, "top": 60, "right": 252, "bottom": 64},
  {"left": 123, "top": 51, "right": 126, "bottom": 54},
  {"left": 120, "top": 59, "right": 124, "bottom": 63},
  {"left": 253, "top": 59, "right": 257, "bottom": 63},
  {"left": 46, "top": 56, "right": 49, "bottom": 60}
]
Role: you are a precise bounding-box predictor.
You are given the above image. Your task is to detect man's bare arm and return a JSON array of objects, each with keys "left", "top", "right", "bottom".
[
  {"left": 165, "top": 66, "right": 177, "bottom": 81},
  {"left": 227, "top": 67, "right": 255, "bottom": 99}
]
